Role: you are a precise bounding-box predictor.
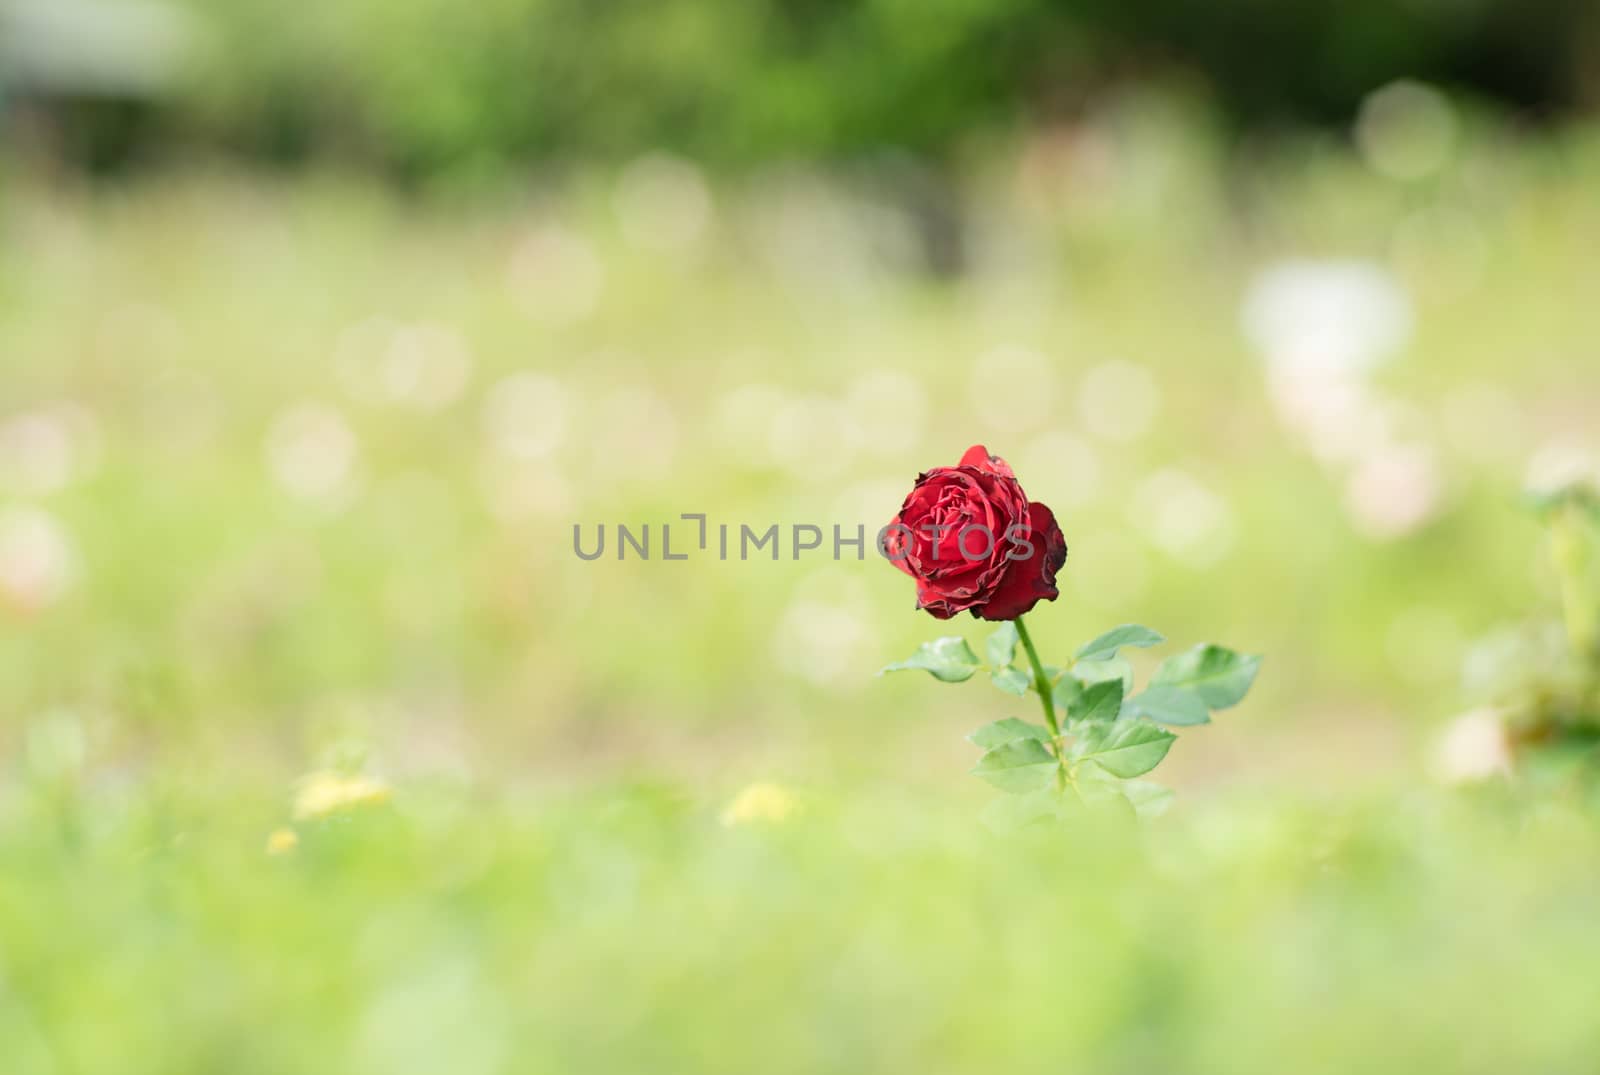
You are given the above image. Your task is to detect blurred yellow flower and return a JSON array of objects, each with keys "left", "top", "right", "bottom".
[
  {"left": 293, "top": 770, "right": 392, "bottom": 821},
  {"left": 720, "top": 782, "right": 799, "bottom": 827},
  {"left": 265, "top": 827, "right": 300, "bottom": 855}
]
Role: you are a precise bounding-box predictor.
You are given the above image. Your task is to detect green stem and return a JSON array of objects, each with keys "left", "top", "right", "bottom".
[
  {"left": 1014, "top": 615, "right": 1060, "bottom": 739},
  {"left": 1014, "top": 616, "right": 1069, "bottom": 793},
  {"left": 1551, "top": 504, "right": 1598, "bottom": 664}
]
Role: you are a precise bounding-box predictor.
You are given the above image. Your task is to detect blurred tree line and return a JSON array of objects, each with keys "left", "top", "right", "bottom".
[{"left": 5, "top": 0, "right": 1599, "bottom": 173}]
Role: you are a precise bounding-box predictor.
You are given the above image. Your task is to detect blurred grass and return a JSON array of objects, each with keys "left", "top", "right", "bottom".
[
  {"left": 5, "top": 775, "right": 1600, "bottom": 1073},
  {"left": 1, "top": 105, "right": 1600, "bottom": 1065}
]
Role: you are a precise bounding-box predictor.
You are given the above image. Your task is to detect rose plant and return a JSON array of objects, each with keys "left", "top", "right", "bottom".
[
  {"left": 880, "top": 445, "right": 1261, "bottom": 824},
  {"left": 1437, "top": 483, "right": 1600, "bottom": 788}
]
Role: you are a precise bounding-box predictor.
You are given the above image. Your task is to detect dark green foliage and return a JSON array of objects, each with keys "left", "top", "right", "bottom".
[{"left": 79, "top": 0, "right": 1600, "bottom": 176}]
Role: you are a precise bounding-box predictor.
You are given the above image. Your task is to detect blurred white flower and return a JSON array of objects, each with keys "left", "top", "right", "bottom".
[
  {"left": 482, "top": 373, "right": 570, "bottom": 460},
  {"left": 1077, "top": 360, "right": 1160, "bottom": 443},
  {"left": 0, "top": 506, "right": 77, "bottom": 611},
  {"left": 1524, "top": 435, "right": 1598, "bottom": 497},
  {"left": 1343, "top": 443, "right": 1443, "bottom": 539},
  {"left": 1241, "top": 259, "right": 1412, "bottom": 377},
  {"left": 1131, "top": 468, "right": 1236, "bottom": 567},
  {"left": 971, "top": 345, "right": 1058, "bottom": 433},
  {"left": 1459, "top": 626, "right": 1557, "bottom": 697},
  {"left": 614, "top": 152, "right": 713, "bottom": 253},
  {"left": 1432, "top": 708, "right": 1511, "bottom": 784},
  {"left": 266, "top": 402, "right": 359, "bottom": 502},
  {"left": 335, "top": 319, "right": 473, "bottom": 411},
  {"left": 0, "top": 403, "right": 99, "bottom": 494},
  {"left": 844, "top": 370, "right": 926, "bottom": 456},
  {"left": 1357, "top": 80, "right": 1458, "bottom": 182},
  {"left": 506, "top": 224, "right": 605, "bottom": 325},
  {"left": 1264, "top": 365, "right": 1389, "bottom": 466}
]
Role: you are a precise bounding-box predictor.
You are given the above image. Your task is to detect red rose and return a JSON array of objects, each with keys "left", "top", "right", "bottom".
[{"left": 882, "top": 444, "right": 1067, "bottom": 621}]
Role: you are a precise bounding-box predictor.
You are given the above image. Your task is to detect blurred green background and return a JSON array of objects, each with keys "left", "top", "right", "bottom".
[{"left": 3, "top": 2, "right": 1600, "bottom": 1071}]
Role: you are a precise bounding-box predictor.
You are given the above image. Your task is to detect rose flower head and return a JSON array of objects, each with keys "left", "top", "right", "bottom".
[{"left": 883, "top": 444, "right": 1067, "bottom": 621}]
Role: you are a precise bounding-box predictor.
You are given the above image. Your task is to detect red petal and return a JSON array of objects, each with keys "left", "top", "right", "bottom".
[
  {"left": 974, "top": 502, "right": 1067, "bottom": 621},
  {"left": 883, "top": 520, "right": 917, "bottom": 577},
  {"left": 914, "top": 582, "right": 962, "bottom": 619},
  {"left": 957, "top": 444, "right": 1014, "bottom": 478}
]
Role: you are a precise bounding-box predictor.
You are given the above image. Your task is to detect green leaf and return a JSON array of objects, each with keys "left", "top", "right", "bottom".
[
  {"left": 1121, "top": 780, "right": 1174, "bottom": 819},
  {"left": 880, "top": 637, "right": 981, "bottom": 683},
  {"left": 1073, "top": 657, "right": 1133, "bottom": 695},
  {"left": 989, "top": 666, "right": 1031, "bottom": 696},
  {"left": 1051, "top": 674, "right": 1081, "bottom": 713},
  {"left": 1066, "top": 765, "right": 1137, "bottom": 816},
  {"left": 1151, "top": 645, "right": 1262, "bottom": 709},
  {"left": 1071, "top": 719, "right": 1175, "bottom": 778},
  {"left": 1125, "top": 685, "right": 1211, "bottom": 726},
  {"left": 1075, "top": 624, "right": 1165, "bottom": 662},
  {"left": 971, "top": 738, "right": 1059, "bottom": 793},
  {"left": 967, "top": 718, "right": 1051, "bottom": 749},
  {"left": 985, "top": 622, "right": 1019, "bottom": 669},
  {"left": 1067, "top": 678, "right": 1124, "bottom": 723}
]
